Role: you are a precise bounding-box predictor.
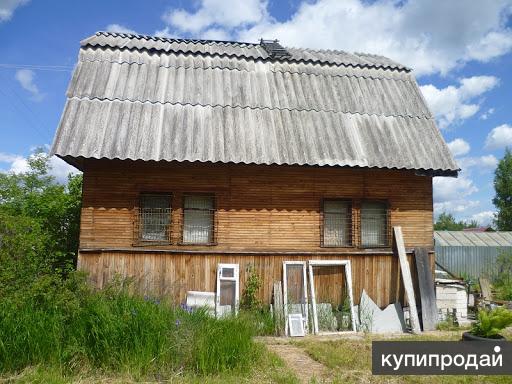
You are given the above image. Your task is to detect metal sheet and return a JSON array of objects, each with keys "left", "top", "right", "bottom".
[
  {"left": 434, "top": 231, "right": 512, "bottom": 247},
  {"left": 435, "top": 245, "right": 512, "bottom": 278}
]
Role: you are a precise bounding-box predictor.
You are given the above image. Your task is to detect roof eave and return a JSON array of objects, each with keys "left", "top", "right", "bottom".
[{"left": 52, "top": 155, "right": 460, "bottom": 176}]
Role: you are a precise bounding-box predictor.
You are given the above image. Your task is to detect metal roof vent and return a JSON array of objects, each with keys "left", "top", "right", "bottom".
[{"left": 260, "top": 39, "right": 291, "bottom": 59}]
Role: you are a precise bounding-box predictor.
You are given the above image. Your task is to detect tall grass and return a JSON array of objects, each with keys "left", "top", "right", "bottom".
[{"left": 0, "top": 273, "right": 260, "bottom": 377}]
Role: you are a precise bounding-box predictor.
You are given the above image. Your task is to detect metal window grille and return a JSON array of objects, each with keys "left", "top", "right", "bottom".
[
  {"left": 323, "top": 200, "right": 352, "bottom": 246},
  {"left": 361, "top": 201, "right": 388, "bottom": 247},
  {"left": 182, "top": 195, "right": 215, "bottom": 244},
  {"left": 137, "top": 194, "right": 171, "bottom": 243}
]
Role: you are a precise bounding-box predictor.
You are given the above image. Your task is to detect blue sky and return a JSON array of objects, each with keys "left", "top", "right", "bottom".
[{"left": 1, "top": 0, "right": 512, "bottom": 225}]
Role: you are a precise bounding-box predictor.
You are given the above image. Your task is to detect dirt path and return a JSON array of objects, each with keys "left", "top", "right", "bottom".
[{"left": 266, "top": 343, "right": 328, "bottom": 383}]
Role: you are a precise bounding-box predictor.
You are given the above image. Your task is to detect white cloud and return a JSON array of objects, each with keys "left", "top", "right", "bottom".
[
  {"left": 0, "top": 151, "right": 80, "bottom": 183},
  {"left": 154, "top": 26, "right": 173, "bottom": 38},
  {"left": 105, "top": 23, "right": 137, "bottom": 34},
  {"left": 14, "top": 69, "right": 44, "bottom": 101},
  {"left": 469, "top": 210, "right": 495, "bottom": 225},
  {"left": 201, "top": 28, "right": 232, "bottom": 41},
  {"left": 457, "top": 155, "right": 498, "bottom": 172},
  {"left": 480, "top": 107, "right": 495, "bottom": 120},
  {"left": 0, "top": 0, "right": 29, "bottom": 22},
  {"left": 447, "top": 138, "right": 470, "bottom": 157},
  {"left": 485, "top": 124, "right": 512, "bottom": 150},
  {"left": 433, "top": 174, "right": 478, "bottom": 206},
  {"left": 466, "top": 30, "right": 512, "bottom": 61},
  {"left": 434, "top": 200, "right": 480, "bottom": 215},
  {"left": 162, "top": 0, "right": 268, "bottom": 34},
  {"left": 420, "top": 76, "right": 499, "bottom": 129},
  {"left": 159, "top": 0, "right": 512, "bottom": 76}
]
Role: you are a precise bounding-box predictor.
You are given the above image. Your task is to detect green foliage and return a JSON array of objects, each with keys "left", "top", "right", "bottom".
[
  {"left": 434, "top": 212, "right": 479, "bottom": 230},
  {"left": 493, "top": 251, "right": 512, "bottom": 300},
  {"left": 0, "top": 274, "right": 260, "bottom": 376},
  {"left": 240, "top": 308, "right": 276, "bottom": 336},
  {"left": 470, "top": 307, "right": 512, "bottom": 338},
  {"left": 493, "top": 148, "right": 512, "bottom": 230},
  {"left": 436, "top": 311, "right": 459, "bottom": 331},
  {"left": 0, "top": 153, "right": 263, "bottom": 377},
  {"left": 240, "top": 267, "right": 262, "bottom": 310},
  {"left": 0, "top": 150, "right": 82, "bottom": 282}
]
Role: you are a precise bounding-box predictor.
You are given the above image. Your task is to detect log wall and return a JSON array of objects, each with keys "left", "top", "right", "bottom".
[
  {"left": 80, "top": 160, "right": 433, "bottom": 250},
  {"left": 78, "top": 159, "right": 434, "bottom": 307}
]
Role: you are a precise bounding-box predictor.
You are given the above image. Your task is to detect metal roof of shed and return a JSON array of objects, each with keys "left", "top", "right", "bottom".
[
  {"left": 51, "top": 31, "right": 458, "bottom": 175},
  {"left": 434, "top": 231, "right": 512, "bottom": 247}
]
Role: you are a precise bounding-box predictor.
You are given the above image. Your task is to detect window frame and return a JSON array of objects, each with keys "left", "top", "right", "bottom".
[
  {"left": 320, "top": 198, "right": 354, "bottom": 248},
  {"left": 134, "top": 192, "right": 173, "bottom": 246},
  {"left": 359, "top": 199, "right": 390, "bottom": 248},
  {"left": 180, "top": 193, "right": 217, "bottom": 246},
  {"left": 216, "top": 263, "right": 239, "bottom": 317}
]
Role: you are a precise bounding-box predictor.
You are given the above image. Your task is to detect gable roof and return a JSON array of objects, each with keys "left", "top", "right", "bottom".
[{"left": 51, "top": 31, "right": 458, "bottom": 175}]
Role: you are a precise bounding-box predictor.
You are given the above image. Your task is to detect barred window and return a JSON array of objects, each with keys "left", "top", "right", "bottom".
[
  {"left": 361, "top": 201, "right": 388, "bottom": 247},
  {"left": 323, "top": 200, "right": 352, "bottom": 246},
  {"left": 182, "top": 195, "right": 215, "bottom": 244},
  {"left": 138, "top": 194, "right": 171, "bottom": 242}
]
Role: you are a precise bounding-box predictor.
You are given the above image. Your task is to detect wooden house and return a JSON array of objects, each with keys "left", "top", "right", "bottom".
[{"left": 51, "top": 32, "right": 458, "bottom": 326}]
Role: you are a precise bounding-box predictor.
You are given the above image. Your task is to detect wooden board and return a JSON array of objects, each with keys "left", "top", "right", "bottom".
[
  {"left": 273, "top": 281, "right": 285, "bottom": 336},
  {"left": 393, "top": 227, "right": 421, "bottom": 334},
  {"left": 479, "top": 277, "right": 492, "bottom": 301},
  {"left": 79, "top": 249, "right": 427, "bottom": 308},
  {"left": 415, "top": 247, "right": 437, "bottom": 331}
]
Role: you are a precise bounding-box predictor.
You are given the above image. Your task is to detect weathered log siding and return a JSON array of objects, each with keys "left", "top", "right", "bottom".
[
  {"left": 80, "top": 160, "right": 433, "bottom": 250},
  {"left": 79, "top": 251, "right": 429, "bottom": 308},
  {"left": 78, "top": 159, "right": 433, "bottom": 307}
]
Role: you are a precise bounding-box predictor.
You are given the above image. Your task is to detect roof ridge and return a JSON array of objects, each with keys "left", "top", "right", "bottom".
[
  {"left": 81, "top": 31, "right": 411, "bottom": 72},
  {"left": 95, "top": 31, "right": 258, "bottom": 47}
]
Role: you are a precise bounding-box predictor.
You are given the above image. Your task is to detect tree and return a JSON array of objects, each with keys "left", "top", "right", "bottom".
[
  {"left": 493, "top": 148, "right": 512, "bottom": 230},
  {"left": 434, "top": 212, "right": 478, "bottom": 231},
  {"left": 0, "top": 151, "right": 82, "bottom": 293}
]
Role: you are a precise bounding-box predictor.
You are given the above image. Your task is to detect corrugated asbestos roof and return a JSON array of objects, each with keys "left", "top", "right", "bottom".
[
  {"left": 434, "top": 231, "right": 512, "bottom": 247},
  {"left": 51, "top": 31, "right": 459, "bottom": 175}
]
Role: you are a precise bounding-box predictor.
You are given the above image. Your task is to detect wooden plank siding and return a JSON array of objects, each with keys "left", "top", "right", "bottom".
[
  {"left": 79, "top": 250, "right": 432, "bottom": 308},
  {"left": 78, "top": 159, "right": 434, "bottom": 307}
]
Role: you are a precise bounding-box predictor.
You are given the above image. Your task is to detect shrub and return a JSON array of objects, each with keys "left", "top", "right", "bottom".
[
  {"left": 494, "top": 251, "right": 512, "bottom": 301},
  {"left": 470, "top": 307, "right": 512, "bottom": 338},
  {"left": 240, "top": 267, "right": 262, "bottom": 310},
  {"left": 436, "top": 311, "right": 459, "bottom": 331}
]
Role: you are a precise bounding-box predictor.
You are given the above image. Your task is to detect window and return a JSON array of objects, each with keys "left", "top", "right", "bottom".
[
  {"left": 138, "top": 194, "right": 171, "bottom": 243},
  {"left": 361, "top": 201, "right": 388, "bottom": 247},
  {"left": 182, "top": 195, "right": 215, "bottom": 244},
  {"left": 322, "top": 200, "right": 352, "bottom": 246}
]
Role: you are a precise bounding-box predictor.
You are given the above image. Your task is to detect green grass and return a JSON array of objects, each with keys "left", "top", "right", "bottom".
[
  {"left": 0, "top": 273, "right": 267, "bottom": 379},
  {"left": 295, "top": 332, "right": 512, "bottom": 383},
  {"left": 0, "top": 346, "right": 298, "bottom": 383}
]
